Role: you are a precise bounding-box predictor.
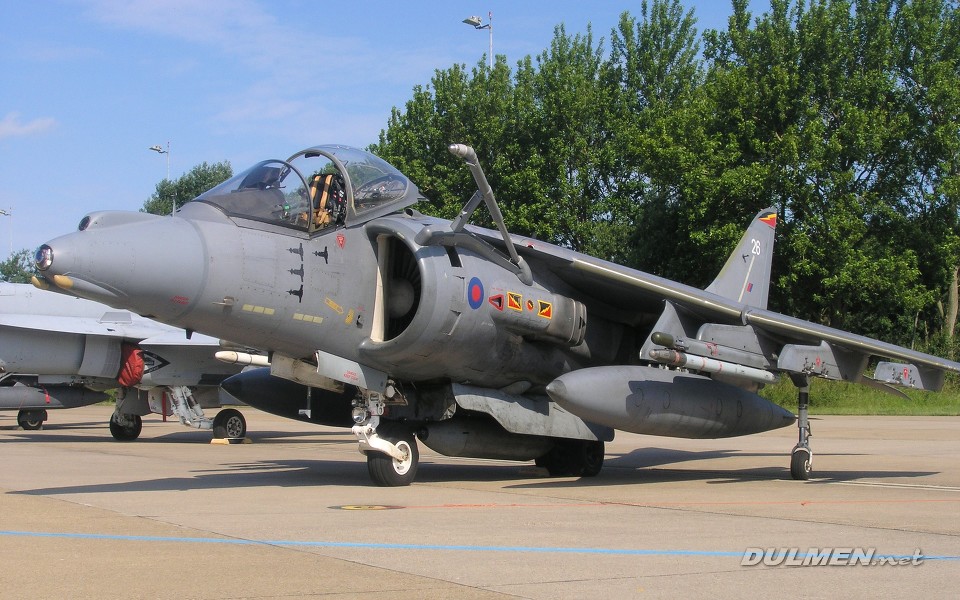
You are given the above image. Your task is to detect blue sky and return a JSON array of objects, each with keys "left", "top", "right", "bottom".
[{"left": 1, "top": 1, "right": 764, "bottom": 255}]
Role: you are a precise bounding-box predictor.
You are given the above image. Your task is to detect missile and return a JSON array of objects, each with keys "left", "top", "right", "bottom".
[
  {"left": 650, "top": 331, "right": 771, "bottom": 369},
  {"left": 647, "top": 348, "right": 777, "bottom": 385},
  {"left": 215, "top": 351, "right": 270, "bottom": 367},
  {"left": 546, "top": 365, "right": 795, "bottom": 439},
  {"left": 220, "top": 367, "right": 354, "bottom": 427},
  {"left": 0, "top": 385, "right": 109, "bottom": 410}
]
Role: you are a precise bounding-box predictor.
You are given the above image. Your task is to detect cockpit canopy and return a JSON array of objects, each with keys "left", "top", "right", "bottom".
[{"left": 193, "top": 145, "right": 422, "bottom": 233}]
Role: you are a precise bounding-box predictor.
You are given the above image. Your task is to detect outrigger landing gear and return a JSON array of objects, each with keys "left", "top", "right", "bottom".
[
  {"left": 790, "top": 375, "right": 812, "bottom": 480},
  {"left": 352, "top": 392, "right": 419, "bottom": 486}
]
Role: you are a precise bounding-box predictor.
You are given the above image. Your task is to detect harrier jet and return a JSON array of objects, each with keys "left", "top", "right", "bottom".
[
  {"left": 33, "top": 144, "right": 960, "bottom": 484},
  {"left": 0, "top": 283, "right": 247, "bottom": 440}
]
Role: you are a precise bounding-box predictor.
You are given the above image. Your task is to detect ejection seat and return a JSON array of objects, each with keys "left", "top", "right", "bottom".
[{"left": 307, "top": 173, "right": 344, "bottom": 230}]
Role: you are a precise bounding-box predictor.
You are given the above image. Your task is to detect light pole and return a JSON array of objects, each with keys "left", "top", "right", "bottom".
[
  {"left": 0, "top": 208, "right": 11, "bottom": 256},
  {"left": 463, "top": 11, "right": 493, "bottom": 69},
  {"left": 148, "top": 142, "right": 173, "bottom": 216}
]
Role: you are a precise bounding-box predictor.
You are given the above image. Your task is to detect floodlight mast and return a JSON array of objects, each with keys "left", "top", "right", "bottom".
[
  {"left": 462, "top": 11, "right": 493, "bottom": 69},
  {"left": 148, "top": 142, "right": 173, "bottom": 216}
]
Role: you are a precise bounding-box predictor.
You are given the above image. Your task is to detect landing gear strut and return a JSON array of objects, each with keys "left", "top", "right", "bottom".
[
  {"left": 790, "top": 376, "right": 812, "bottom": 480},
  {"left": 352, "top": 392, "right": 419, "bottom": 486},
  {"left": 160, "top": 386, "right": 247, "bottom": 439}
]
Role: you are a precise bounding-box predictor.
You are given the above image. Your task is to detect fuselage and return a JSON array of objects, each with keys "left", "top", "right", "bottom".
[{"left": 35, "top": 146, "right": 627, "bottom": 392}]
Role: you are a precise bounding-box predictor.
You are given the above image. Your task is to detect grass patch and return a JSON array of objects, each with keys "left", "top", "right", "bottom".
[{"left": 760, "top": 376, "right": 960, "bottom": 416}]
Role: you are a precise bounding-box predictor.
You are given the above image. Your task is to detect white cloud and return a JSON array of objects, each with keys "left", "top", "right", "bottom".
[
  {"left": 79, "top": 0, "right": 361, "bottom": 69},
  {"left": 74, "top": 0, "right": 454, "bottom": 147},
  {"left": 0, "top": 113, "right": 57, "bottom": 139}
]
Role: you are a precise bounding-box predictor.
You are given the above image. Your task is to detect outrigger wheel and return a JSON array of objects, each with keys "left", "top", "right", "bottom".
[
  {"left": 790, "top": 375, "right": 813, "bottom": 480},
  {"left": 367, "top": 425, "right": 419, "bottom": 487}
]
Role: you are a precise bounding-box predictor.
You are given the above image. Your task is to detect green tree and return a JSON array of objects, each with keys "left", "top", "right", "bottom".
[
  {"left": 888, "top": 0, "right": 960, "bottom": 352},
  {"left": 700, "top": 0, "right": 956, "bottom": 345},
  {"left": 606, "top": 1, "right": 717, "bottom": 279},
  {"left": 374, "top": 0, "right": 960, "bottom": 348},
  {"left": 0, "top": 248, "right": 37, "bottom": 283},
  {"left": 141, "top": 161, "right": 233, "bottom": 215}
]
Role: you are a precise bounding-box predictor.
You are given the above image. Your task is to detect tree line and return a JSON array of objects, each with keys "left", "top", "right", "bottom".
[{"left": 372, "top": 0, "right": 960, "bottom": 356}]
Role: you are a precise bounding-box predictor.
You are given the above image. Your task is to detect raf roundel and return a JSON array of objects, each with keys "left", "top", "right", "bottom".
[{"left": 467, "top": 277, "right": 484, "bottom": 310}]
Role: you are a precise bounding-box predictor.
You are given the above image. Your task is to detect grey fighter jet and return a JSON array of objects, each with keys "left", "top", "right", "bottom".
[
  {"left": 0, "top": 283, "right": 248, "bottom": 440},
  {"left": 33, "top": 144, "right": 960, "bottom": 485}
]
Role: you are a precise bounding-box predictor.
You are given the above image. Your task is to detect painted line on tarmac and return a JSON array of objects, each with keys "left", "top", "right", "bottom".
[
  {"left": 829, "top": 481, "right": 960, "bottom": 493},
  {"left": 333, "top": 497, "right": 960, "bottom": 511},
  {"left": 1, "top": 530, "right": 959, "bottom": 561}
]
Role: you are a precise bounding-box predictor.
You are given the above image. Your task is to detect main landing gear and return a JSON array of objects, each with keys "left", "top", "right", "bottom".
[
  {"left": 789, "top": 375, "right": 812, "bottom": 480},
  {"left": 165, "top": 386, "right": 246, "bottom": 439},
  {"left": 110, "top": 412, "right": 143, "bottom": 441},
  {"left": 17, "top": 409, "right": 47, "bottom": 430},
  {"left": 108, "top": 386, "right": 247, "bottom": 442},
  {"left": 535, "top": 439, "right": 605, "bottom": 477}
]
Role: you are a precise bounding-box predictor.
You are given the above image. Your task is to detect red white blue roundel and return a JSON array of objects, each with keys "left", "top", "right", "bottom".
[{"left": 467, "top": 277, "right": 484, "bottom": 309}]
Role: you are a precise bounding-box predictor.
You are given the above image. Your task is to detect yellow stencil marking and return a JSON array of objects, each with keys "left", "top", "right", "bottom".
[
  {"left": 294, "top": 313, "right": 324, "bottom": 324},
  {"left": 325, "top": 297, "right": 344, "bottom": 315},
  {"left": 243, "top": 304, "right": 275, "bottom": 316}
]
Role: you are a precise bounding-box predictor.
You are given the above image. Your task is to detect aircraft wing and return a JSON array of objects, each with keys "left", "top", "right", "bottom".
[
  {"left": 0, "top": 314, "right": 180, "bottom": 340},
  {"left": 473, "top": 228, "right": 960, "bottom": 391},
  {"left": 0, "top": 282, "right": 184, "bottom": 340},
  {"left": 138, "top": 330, "right": 221, "bottom": 346},
  {"left": 469, "top": 227, "right": 746, "bottom": 318},
  {"left": 576, "top": 255, "right": 958, "bottom": 384}
]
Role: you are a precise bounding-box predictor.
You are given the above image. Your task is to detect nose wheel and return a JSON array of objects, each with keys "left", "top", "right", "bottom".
[
  {"left": 366, "top": 427, "right": 419, "bottom": 487},
  {"left": 352, "top": 393, "right": 420, "bottom": 486}
]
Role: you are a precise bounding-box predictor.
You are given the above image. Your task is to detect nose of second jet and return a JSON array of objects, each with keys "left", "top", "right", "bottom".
[{"left": 35, "top": 211, "right": 207, "bottom": 321}]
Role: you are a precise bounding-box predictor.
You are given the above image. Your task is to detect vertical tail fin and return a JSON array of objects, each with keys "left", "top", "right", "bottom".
[{"left": 704, "top": 207, "right": 777, "bottom": 309}]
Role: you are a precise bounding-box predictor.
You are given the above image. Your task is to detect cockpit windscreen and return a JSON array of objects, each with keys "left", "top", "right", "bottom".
[{"left": 193, "top": 146, "right": 420, "bottom": 232}]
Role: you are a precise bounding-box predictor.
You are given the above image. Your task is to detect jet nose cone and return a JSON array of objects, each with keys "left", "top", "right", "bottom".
[{"left": 37, "top": 211, "right": 207, "bottom": 320}]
